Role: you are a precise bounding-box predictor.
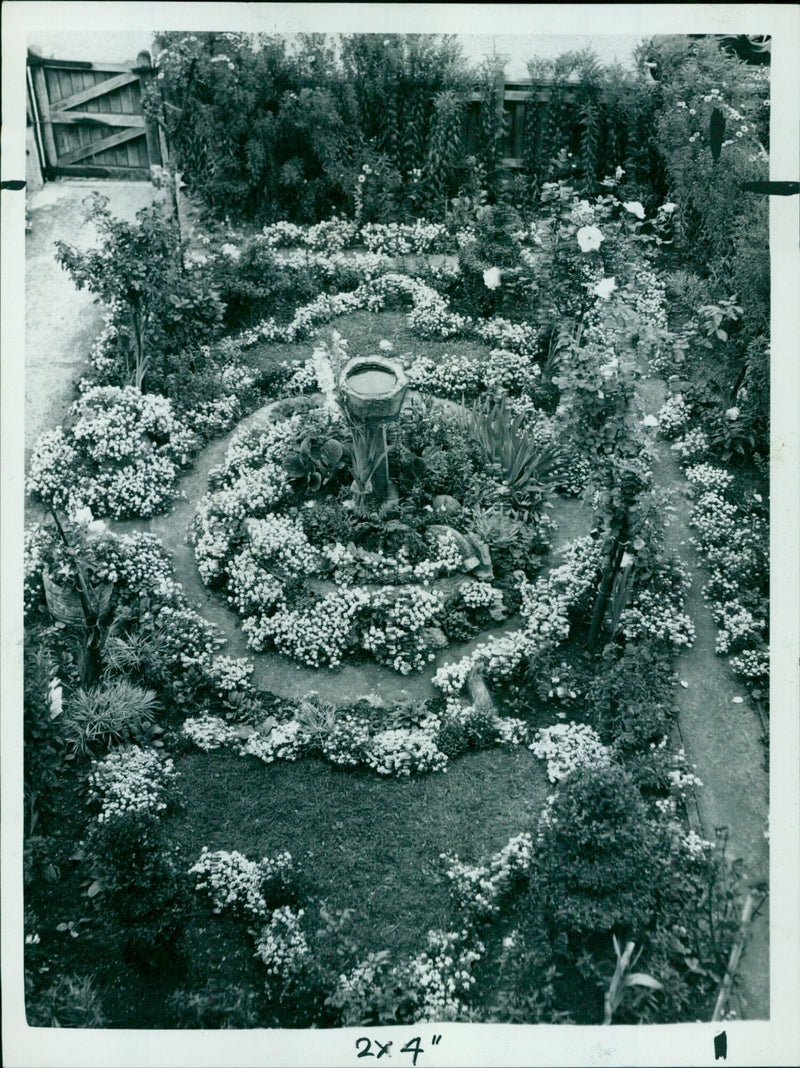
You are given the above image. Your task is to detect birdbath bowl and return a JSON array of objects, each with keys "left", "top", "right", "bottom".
[
  {"left": 340, "top": 356, "right": 408, "bottom": 423},
  {"left": 340, "top": 356, "right": 408, "bottom": 507}
]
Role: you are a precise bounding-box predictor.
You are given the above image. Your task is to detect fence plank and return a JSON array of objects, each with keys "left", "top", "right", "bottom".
[
  {"left": 57, "top": 126, "right": 144, "bottom": 166},
  {"left": 49, "top": 110, "right": 145, "bottom": 127},
  {"left": 54, "top": 72, "right": 138, "bottom": 113}
]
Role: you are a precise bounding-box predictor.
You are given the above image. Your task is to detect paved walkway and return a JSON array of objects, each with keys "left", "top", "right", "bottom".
[{"left": 25, "top": 180, "right": 155, "bottom": 470}]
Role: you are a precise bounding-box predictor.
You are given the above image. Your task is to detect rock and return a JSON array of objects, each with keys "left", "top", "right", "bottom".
[
  {"left": 466, "top": 535, "right": 494, "bottom": 580},
  {"left": 432, "top": 494, "right": 462, "bottom": 516},
  {"left": 233, "top": 724, "right": 256, "bottom": 741},
  {"left": 256, "top": 716, "right": 278, "bottom": 736},
  {"left": 422, "top": 626, "right": 449, "bottom": 649},
  {"left": 466, "top": 670, "right": 495, "bottom": 713}
]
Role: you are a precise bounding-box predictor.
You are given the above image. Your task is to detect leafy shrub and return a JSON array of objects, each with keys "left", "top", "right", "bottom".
[
  {"left": 436, "top": 704, "right": 499, "bottom": 759},
  {"left": 533, "top": 763, "right": 667, "bottom": 936},
  {"left": 89, "top": 813, "right": 189, "bottom": 966},
  {"left": 55, "top": 194, "right": 224, "bottom": 394},
  {"left": 167, "top": 981, "right": 263, "bottom": 1029},
  {"left": 588, "top": 640, "right": 674, "bottom": 751}
]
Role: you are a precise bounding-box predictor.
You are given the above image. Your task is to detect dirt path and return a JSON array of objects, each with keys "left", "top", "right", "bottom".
[
  {"left": 25, "top": 180, "right": 156, "bottom": 469},
  {"left": 636, "top": 376, "right": 769, "bottom": 1020}
]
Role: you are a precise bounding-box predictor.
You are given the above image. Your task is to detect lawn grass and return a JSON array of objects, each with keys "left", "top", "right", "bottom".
[
  {"left": 244, "top": 309, "right": 490, "bottom": 380},
  {"left": 167, "top": 746, "right": 548, "bottom": 959}
]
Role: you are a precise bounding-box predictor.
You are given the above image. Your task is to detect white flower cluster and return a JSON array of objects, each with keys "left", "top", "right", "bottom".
[
  {"left": 434, "top": 536, "right": 599, "bottom": 696},
  {"left": 620, "top": 590, "right": 697, "bottom": 648},
  {"left": 713, "top": 600, "right": 766, "bottom": 655},
  {"left": 189, "top": 847, "right": 294, "bottom": 919},
  {"left": 683, "top": 829, "right": 714, "bottom": 859},
  {"left": 442, "top": 832, "right": 535, "bottom": 922},
  {"left": 241, "top": 721, "right": 306, "bottom": 763},
  {"left": 27, "top": 387, "right": 196, "bottom": 519},
  {"left": 361, "top": 586, "right": 443, "bottom": 673},
  {"left": 249, "top": 587, "right": 371, "bottom": 665},
  {"left": 184, "top": 393, "right": 242, "bottom": 438},
  {"left": 88, "top": 746, "right": 178, "bottom": 823},
  {"left": 529, "top": 722, "right": 610, "bottom": 783},
  {"left": 319, "top": 710, "right": 373, "bottom": 767},
  {"left": 401, "top": 930, "right": 484, "bottom": 1022},
  {"left": 497, "top": 717, "right": 530, "bottom": 745},
  {"left": 205, "top": 654, "right": 254, "bottom": 697},
  {"left": 365, "top": 727, "right": 448, "bottom": 775},
  {"left": 459, "top": 580, "right": 504, "bottom": 612},
  {"left": 729, "top": 646, "right": 769, "bottom": 681},
  {"left": 182, "top": 713, "right": 238, "bottom": 751},
  {"left": 684, "top": 463, "right": 735, "bottom": 497},
  {"left": 656, "top": 394, "right": 692, "bottom": 439},
  {"left": 361, "top": 220, "right": 450, "bottom": 255},
  {"left": 227, "top": 549, "right": 287, "bottom": 616},
  {"left": 671, "top": 428, "right": 710, "bottom": 465},
  {"left": 246, "top": 515, "right": 321, "bottom": 576},
  {"left": 254, "top": 906, "right": 310, "bottom": 990}
]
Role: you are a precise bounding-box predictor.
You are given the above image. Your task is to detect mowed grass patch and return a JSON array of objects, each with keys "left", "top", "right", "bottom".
[
  {"left": 245, "top": 309, "right": 490, "bottom": 380},
  {"left": 168, "top": 746, "right": 547, "bottom": 958}
]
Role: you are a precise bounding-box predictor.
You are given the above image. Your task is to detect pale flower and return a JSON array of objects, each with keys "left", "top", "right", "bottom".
[
  {"left": 642, "top": 414, "right": 659, "bottom": 428},
  {"left": 661, "top": 202, "right": 677, "bottom": 214},
  {"left": 576, "top": 225, "right": 604, "bottom": 253},
  {"left": 615, "top": 165, "right": 625, "bottom": 180},
  {"left": 593, "top": 276, "right": 617, "bottom": 300},
  {"left": 71, "top": 506, "right": 94, "bottom": 526},
  {"left": 623, "top": 201, "right": 646, "bottom": 220},
  {"left": 378, "top": 339, "right": 394, "bottom": 352},
  {"left": 725, "top": 407, "right": 740, "bottom": 421},
  {"left": 483, "top": 266, "right": 502, "bottom": 290}
]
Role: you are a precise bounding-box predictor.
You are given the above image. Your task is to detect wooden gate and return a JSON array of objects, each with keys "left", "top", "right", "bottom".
[{"left": 26, "top": 48, "right": 162, "bottom": 180}]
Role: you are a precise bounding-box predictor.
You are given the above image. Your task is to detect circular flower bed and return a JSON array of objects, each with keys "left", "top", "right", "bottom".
[{"left": 192, "top": 364, "right": 557, "bottom": 675}]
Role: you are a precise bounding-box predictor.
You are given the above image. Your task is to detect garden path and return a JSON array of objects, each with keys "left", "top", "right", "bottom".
[
  {"left": 25, "top": 180, "right": 156, "bottom": 469},
  {"left": 113, "top": 398, "right": 594, "bottom": 709},
  {"left": 635, "top": 375, "right": 770, "bottom": 1020}
]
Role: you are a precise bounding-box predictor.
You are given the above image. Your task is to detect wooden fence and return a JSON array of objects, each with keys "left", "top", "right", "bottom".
[{"left": 26, "top": 47, "right": 162, "bottom": 180}]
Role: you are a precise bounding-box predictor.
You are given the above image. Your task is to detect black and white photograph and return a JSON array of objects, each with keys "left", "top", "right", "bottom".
[{"left": 2, "top": 4, "right": 799, "bottom": 1066}]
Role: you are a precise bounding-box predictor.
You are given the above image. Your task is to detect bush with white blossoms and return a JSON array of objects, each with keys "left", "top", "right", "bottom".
[
  {"left": 88, "top": 746, "right": 178, "bottom": 823},
  {"left": 671, "top": 427, "right": 710, "bottom": 466},
  {"left": 182, "top": 713, "right": 238, "bottom": 751},
  {"left": 398, "top": 929, "right": 484, "bottom": 1022},
  {"left": 684, "top": 463, "right": 735, "bottom": 497},
  {"left": 189, "top": 847, "right": 295, "bottom": 920},
  {"left": 656, "top": 394, "right": 692, "bottom": 439},
  {"left": 254, "top": 906, "right": 311, "bottom": 992},
  {"left": 529, "top": 723, "right": 611, "bottom": 783},
  {"left": 442, "top": 832, "right": 535, "bottom": 922},
  {"left": 241, "top": 720, "right": 308, "bottom": 764},
  {"left": 27, "top": 386, "right": 196, "bottom": 519},
  {"left": 365, "top": 727, "right": 448, "bottom": 776}
]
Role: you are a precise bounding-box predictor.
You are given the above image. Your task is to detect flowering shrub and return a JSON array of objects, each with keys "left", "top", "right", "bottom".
[
  {"left": 241, "top": 721, "right": 307, "bottom": 764},
  {"left": 27, "top": 387, "right": 196, "bottom": 519},
  {"left": 365, "top": 727, "right": 447, "bottom": 776},
  {"left": 671, "top": 428, "right": 710, "bottom": 465},
  {"left": 182, "top": 713, "right": 238, "bottom": 751},
  {"left": 189, "top": 847, "right": 295, "bottom": 920},
  {"left": 254, "top": 906, "right": 311, "bottom": 992},
  {"left": 399, "top": 930, "right": 484, "bottom": 1022},
  {"left": 529, "top": 722, "right": 611, "bottom": 783},
  {"left": 657, "top": 394, "right": 692, "bottom": 439},
  {"left": 88, "top": 746, "right": 178, "bottom": 823},
  {"left": 442, "top": 832, "right": 535, "bottom": 923}
]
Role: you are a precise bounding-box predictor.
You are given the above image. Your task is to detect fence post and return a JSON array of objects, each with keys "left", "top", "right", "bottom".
[
  {"left": 27, "top": 46, "right": 58, "bottom": 176},
  {"left": 136, "top": 50, "right": 163, "bottom": 171}
]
